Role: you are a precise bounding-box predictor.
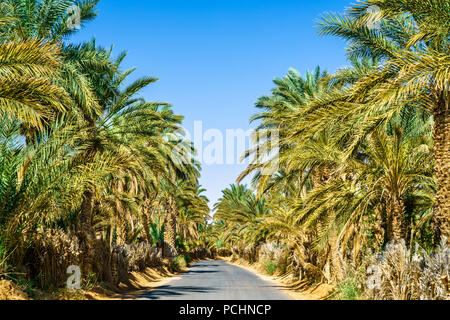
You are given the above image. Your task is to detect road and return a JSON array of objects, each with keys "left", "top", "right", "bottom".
[{"left": 139, "top": 260, "right": 292, "bottom": 300}]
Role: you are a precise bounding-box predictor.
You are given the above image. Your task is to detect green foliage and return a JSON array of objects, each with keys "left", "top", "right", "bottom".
[
  {"left": 175, "top": 234, "right": 191, "bottom": 252},
  {"left": 173, "top": 254, "right": 193, "bottom": 270},
  {"left": 211, "top": 0, "right": 448, "bottom": 294},
  {"left": 83, "top": 272, "right": 100, "bottom": 290},
  {"left": 262, "top": 260, "right": 278, "bottom": 276},
  {"left": 149, "top": 219, "right": 165, "bottom": 246},
  {"left": 183, "top": 254, "right": 192, "bottom": 264},
  {"left": 12, "top": 276, "right": 40, "bottom": 299},
  {"left": 216, "top": 239, "right": 224, "bottom": 249},
  {"left": 0, "top": 0, "right": 211, "bottom": 291},
  {"left": 0, "top": 0, "right": 448, "bottom": 299},
  {"left": 173, "top": 255, "right": 188, "bottom": 270},
  {"left": 214, "top": 184, "right": 270, "bottom": 247},
  {"left": 0, "top": 233, "right": 8, "bottom": 275},
  {"left": 335, "top": 278, "right": 362, "bottom": 301}
]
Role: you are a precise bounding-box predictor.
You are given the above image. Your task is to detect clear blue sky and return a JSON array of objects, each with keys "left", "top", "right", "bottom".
[{"left": 70, "top": 0, "right": 352, "bottom": 208}]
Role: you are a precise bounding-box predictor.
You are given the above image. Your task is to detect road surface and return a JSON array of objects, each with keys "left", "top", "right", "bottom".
[{"left": 139, "top": 260, "right": 292, "bottom": 300}]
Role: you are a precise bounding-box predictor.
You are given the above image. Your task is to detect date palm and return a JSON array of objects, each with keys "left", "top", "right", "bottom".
[
  {"left": 58, "top": 46, "right": 185, "bottom": 273},
  {"left": 171, "top": 184, "right": 210, "bottom": 246},
  {"left": 157, "top": 164, "right": 204, "bottom": 258},
  {"left": 238, "top": 67, "right": 329, "bottom": 195},
  {"left": 214, "top": 184, "right": 270, "bottom": 247},
  {"left": 315, "top": 0, "right": 449, "bottom": 242},
  {"left": 0, "top": 116, "right": 119, "bottom": 268},
  {"left": 0, "top": 0, "right": 99, "bottom": 41},
  {"left": 297, "top": 122, "right": 434, "bottom": 251}
]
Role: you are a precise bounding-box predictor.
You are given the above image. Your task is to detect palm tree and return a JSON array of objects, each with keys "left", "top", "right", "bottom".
[
  {"left": 0, "top": 0, "right": 217, "bottom": 288},
  {"left": 238, "top": 67, "right": 329, "bottom": 195},
  {"left": 214, "top": 184, "right": 270, "bottom": 248},
  {"left": 0, "top": 116, "right": 116, "bottom": 269},
  {"left": 0, "top": 0, "right": 99, "bottom": 41},
  {"left": 316, "top": 0, "right": 449, "bottom": 242},
  {"left": 73, "top": 67, "right": 179, "bottom": 272},
  {"left": 177, "top": 185, "right": 210, "bottom": 245},
  {"left": 214, "top": 48, "right": 439, "bottom": 282},
  {"left": 158, "top": 174, "right": 205, "bottom": 258},
  {"left": 297, "top": 125, "right": 434, "bottom": 251}
]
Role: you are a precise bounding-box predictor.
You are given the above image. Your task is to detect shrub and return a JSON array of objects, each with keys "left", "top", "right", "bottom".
[
  {"left": 83, "top": 272, "right": 100, "bottom": 290},
  {"left": 259, "top": 242, "right": 284, "bottom": 262},
  {"left": 31, "top": 229, "right": 81, "bottom": 289},
  {"left": 183, "top": 254, "right": 192, "bottom": 264},
  {"left": 175, "top": 235, "right": 190, "bottom": 252},
  {"left": 262, "top": 260, "right": 278, "bottom": 275},
  {"left": 366, "top": 239, "right": 449, "bottom": 300},
  {"left": 336, "top": 278, "right": 362, "bottom": 300},
  {"left": 216, "top": 239, "right": 225, "bottom": 249},
  {"left": 173, "top": 255, "right": 188, "bottom": 270},
  {"left": 149, "top": 219, "right": 164, "bottom": 247}
]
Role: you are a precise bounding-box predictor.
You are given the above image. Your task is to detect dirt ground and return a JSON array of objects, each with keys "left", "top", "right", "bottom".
[
  {"left": 58, "top": 265, "right": 188, "bottom": 300},
  {"left": 0, "top": 280, "right": 29, "bottom": 300},
  {"left": 0, "top": 264, "right": 186, "bottom": 300}
]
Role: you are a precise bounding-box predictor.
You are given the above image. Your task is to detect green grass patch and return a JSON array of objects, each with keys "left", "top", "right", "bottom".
[
  {"left": 262, "top": 260, "right": 278, "bottom": 275},
  {"left": 336, "top": 278, "right": 362, "bottom": 300},
  {"left": 174, "top": 254, "right": 192, "bottom": 270},
  {"left": 183, "top": 254, "right": 192, "bottom": 264}
]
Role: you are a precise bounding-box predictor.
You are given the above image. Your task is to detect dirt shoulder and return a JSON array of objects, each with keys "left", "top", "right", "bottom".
[
  {"left": 61, "top": 264, "right": 187, "bottom": 300},
  {"left": 0, "top": 264, "right": 187, "bottom": 300},
  {"left": 0, "top": 280, "right": 29, "bottom": 300},
  {"left": 227, "top": 259, "right": 334, "bottom": 300}
]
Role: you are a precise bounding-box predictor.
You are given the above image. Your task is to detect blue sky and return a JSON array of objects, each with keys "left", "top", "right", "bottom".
[{"left": 71, "top": 0, "right": 352, "bottom": 208}]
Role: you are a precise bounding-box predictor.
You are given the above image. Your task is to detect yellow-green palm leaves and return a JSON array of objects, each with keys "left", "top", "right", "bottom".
[
  {"left": 0, "top": 40, "right": 70, "bottom": 131},
  {"left": 316, "top": 0, "right": 449, "bottom": 241}
]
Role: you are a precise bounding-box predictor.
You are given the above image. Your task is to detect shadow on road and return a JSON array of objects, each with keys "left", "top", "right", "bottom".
[
  {"left": 138, "top": 260, "right": 292, "bottom": 300},
  {"left": 140, "top": 285, "right": 217, "bottom": 300},
  {"left": 185, "top": 270, "right": 219, "bottom": 274}
]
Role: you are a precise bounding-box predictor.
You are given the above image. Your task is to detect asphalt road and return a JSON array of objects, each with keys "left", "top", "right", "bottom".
[{"left": 139, "top": 260, "right": 292, "bottom": 300}]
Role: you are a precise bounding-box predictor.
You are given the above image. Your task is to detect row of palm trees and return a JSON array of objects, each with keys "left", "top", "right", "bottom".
[
  {"left": 212, "top": 0, "right": 449, "bottom": 285},
  {"left": 0, "top": 0, "right": 210, "bottom": 285}
]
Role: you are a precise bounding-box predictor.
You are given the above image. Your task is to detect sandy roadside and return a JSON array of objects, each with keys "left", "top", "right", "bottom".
[
  {"left": 0, "top": 264, "right": 189, "bottom": 300},
  {"left": 79, "top": 265, "right": 187, "bottom": 300}
]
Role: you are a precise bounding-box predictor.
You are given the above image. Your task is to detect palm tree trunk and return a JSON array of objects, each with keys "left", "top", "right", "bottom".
[
  {"left": 116, "top": 213, "right": 127, "bottom": 245},
  {"left": 164, "top": 198, "right": 178, "bottom": 258},
  {"left": 78, "top": 191, "right": 113, "bottom": 283},
  {"left": 142, "top": 211, "right": 150, "bottom": 242},
  {"left": 433, "top": 108, "right": 450, "bottom": 244},
  {"left": 311, "top": 169, "right": 321, "bottom": 189},
  {"left": 387, "top": 196, "right": 406, "bottom": 242},
  {"left": 114, "top": 179, "right": 128, "bottom": 245},
  {"left": 328, "top": 232, "right": 342, "bottom": 282},
  {"left": 109, "top": 224, "right": 114, "bottom": 248},
  {"left": 79, "top": 190, "right": 97, "bottom": 273},
  {"left": 141, "top": 196, "right": 156, "bottom": 242},
  {"left": 373, "top": 206, "right": 385, "bottom": 248}
]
